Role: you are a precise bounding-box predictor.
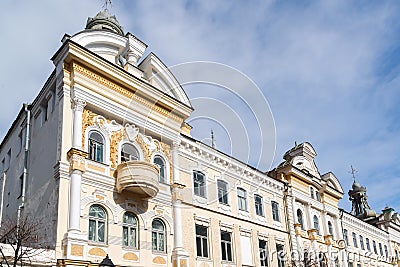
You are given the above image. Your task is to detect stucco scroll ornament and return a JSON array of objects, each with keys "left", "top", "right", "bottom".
[
  {"left": 138, "top": 133, "right": 160, "bottom": 152},
  {"left": 125, "top": 123, "right": 139, "bottom": 142},
  {"left": 95, "top": 115, "right": 123, "bottom": 134}
]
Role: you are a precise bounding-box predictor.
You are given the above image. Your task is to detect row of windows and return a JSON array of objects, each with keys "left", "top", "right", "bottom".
[
  {"left": 196, "top": 224, "right": 285, "bottom": 266},
  {"left": 343, "top": 229, "right": 389, "bottom": 257},
  {"left": 193, "top": 171, "right": 281, "bottom": 221},
  {"left": 88, "top": 131, "right": 168, "bottom": 183},
  {"left": 88, "top": 205, "right": 166, "bottom": 252},
  {"left": 296, "top": 209, "right": 334, "bottom": 236}
]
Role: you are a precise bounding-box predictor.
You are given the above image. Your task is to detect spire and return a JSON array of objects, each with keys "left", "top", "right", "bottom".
[
  {"left": 348, "top": 167, "right": 376, "bottom": 220},
  {"left": 211, "top": 129, "right": 215, "bottom": 149},
  {"left": 85, "top": 5, "right": 124, "bottom": 35}
]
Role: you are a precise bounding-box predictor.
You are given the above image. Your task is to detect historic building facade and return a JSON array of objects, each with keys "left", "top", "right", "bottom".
[{"left": 0, "top": 8, "right": 400, "bottom": 267}]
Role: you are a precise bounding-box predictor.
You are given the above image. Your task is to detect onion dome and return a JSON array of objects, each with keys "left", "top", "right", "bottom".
[{"left": 85, "top": 9, "right": 124, "bottom": 35}]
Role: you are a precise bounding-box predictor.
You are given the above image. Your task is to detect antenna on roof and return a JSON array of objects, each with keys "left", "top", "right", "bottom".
[
  {"left": 349, "top": 165, "right": 358, "bottom": 183},
  {"left": 211, "top": 129, "right": 215, "bottom": 149}
]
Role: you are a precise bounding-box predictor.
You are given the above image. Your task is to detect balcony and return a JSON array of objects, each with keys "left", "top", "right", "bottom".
[{"left": 116, "top": 161, "right": 160, "bottom": 198}]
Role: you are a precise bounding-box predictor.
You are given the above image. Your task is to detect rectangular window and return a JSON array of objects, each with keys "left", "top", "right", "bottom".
[
  {"left": 352, "top": 232, "right": 358, "bottom": 248},
  {"left": 359, "top": 235, "right": 364, "bottom": 250},
  {"left": 193, "top": 171, "right": 206, "bottom": 198},
  {"left": 18, "top": 174, "right": 23, "bottom": 198},
  {"left": 373, "top": 240, "right": 377, "bottom": 254},
  {"left": 196, "top": 225, "right": 209, "bottom": 258},
  {"left": 217, "top": 180, "right": 228, "bottom": 205},
  {"left": 379, "top": 243, "right": 383, "bottom": 256},
  {"left": 221, "top": 230, "right": 233, "bottom": 262},
  {"left": 366, "top": 238, "right": 370, "bottom": 251},
  {"left": 384, "top": 245, "right": 388, "bottom": 259},
  {"left": 348, "top": 262, "right": 354, "bottom": 267},
  {"left": 237, "top": 188, "right": 247, "bottom": 211},
  {"left": 259, "top": 240, "right": 268, "bottom": 267},
  {"left": 276, "top": 244, "right": 285, "bottom": 267},
  {"left": 271, "top": 201, "right": 280, "bottom": 222},
  {"left": 255, "top": 195, "right": 264, "bottom": 216}
]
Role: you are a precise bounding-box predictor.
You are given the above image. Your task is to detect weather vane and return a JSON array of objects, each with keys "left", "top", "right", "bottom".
[
  {"left": 102, "top": 0, "right": 112, "bottom": 10},
  {"left": 349, "top": 165, "right": 358, "bottom": 183}
]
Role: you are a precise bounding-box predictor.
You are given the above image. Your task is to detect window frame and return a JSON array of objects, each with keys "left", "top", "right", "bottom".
[
  {"left": 366, "top": 238, "right": 370, "bottom": 251},
  {"left": 217, "top": 180, "right": 229, "bottom": 205},
  {"left": 122, "top": 212, "right": 138, "bottom": 248},
  {"left": 88, "top": 131, "right": 105, "bottom": 163},
  {"left": 152, "top": 219, "right": 166, "bottom": 253},
  {"left": 254, "top": 194, "right": 264, "bottom": 216},
  {"left": 237, "top": 187, "right": 248, "bottom": 211},
  {"left": 220, "top": 230, "right": 233, "bottom": 262},
  {"left": 153, "top": 155, "right": 167, "bottom": 183},
  {"left": 259, "top": 239, "right": 268, "bottom": 267},
  {"left": 313, "top": 215, "right": 320, "bottom": 235},
  {"left": 327, "top": 221, "right": 333, "bottom": 237},
  {"left": 120, "top": 142, "right": 140, "bottom": 162},
  {"left": 88, "top": 204, "right": 107, "bottom": 244},
  {"left": 193, "top": 170, "right": 206, "bottom": 198},
  {"left": 352, "top": 232, "right": 358, "bottom": 248},
  {"left": 343, "top": 229, "right": 349, "bottom": 245},
  {"left": 195, "top": 224, "right": 209, "bottom": 258},
  {"left": 276, "top": 243, "right": 285, "bottom": 267},
  {"left": 359, "top": 235, "right": 364, "bottom": 250},
  {"left": 271, "top": 201, "right": 280, "bottom": 222},
  {"left": 297, "top": 209, "right": 304, "bottom": 230}
]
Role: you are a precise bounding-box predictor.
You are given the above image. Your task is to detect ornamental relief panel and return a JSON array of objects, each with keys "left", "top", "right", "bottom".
[{"left": 82, "top": 108, "right": 172, "bottom": 170}]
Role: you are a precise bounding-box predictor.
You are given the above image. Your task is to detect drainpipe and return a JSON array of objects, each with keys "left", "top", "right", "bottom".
[
  {"left": 0, "top": 172, "right": 6, "bottom": 227},
  {"left": 283, "top": 182, "right": 294, "bottom": 261},
  {"left": 17, "top": 104, "right": 31, "bottom": 230}
]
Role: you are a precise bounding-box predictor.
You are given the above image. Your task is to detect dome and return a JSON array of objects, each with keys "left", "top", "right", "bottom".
[
  {"left": 352, "top": 181, "right": 362, "bottom": 190},
  {"left": 85, "top": 9, "right": 124, "bottom": 35}
]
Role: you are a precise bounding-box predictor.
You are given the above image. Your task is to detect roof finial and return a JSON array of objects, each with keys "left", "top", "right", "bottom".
[
  {"left": 349, "top": 165, "right": 358, "bottom": 183},
  {"left": 211, "top": 129, "right": 215, "bottom": 149},
  {"left": 294, "top": 141, "right": 297, "bottom": 147},
  {"left": 102, "top": 0, "right": 112, "bottom": 10}
]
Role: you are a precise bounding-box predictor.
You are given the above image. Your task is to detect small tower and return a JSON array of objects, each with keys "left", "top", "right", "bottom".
[{"left": 348, "top": 181, "right": 376, "bottom": 219}]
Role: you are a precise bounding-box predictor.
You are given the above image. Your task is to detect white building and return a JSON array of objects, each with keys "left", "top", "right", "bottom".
[{"left": 0, "top": 8, "right": 400, "bottom": 267}]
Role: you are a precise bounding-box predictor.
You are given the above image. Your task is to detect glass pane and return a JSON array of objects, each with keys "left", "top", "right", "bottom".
[
  {"left": 89, "top": 220, "right": 96, "bottom": 241},
  {"left": 227, "top": 243, "right": 232, "bottom": 261},
  {"left": 130, "top": 227, "right": 136, "bottom": 247},
  {"left": 152, "top": 232, "right": 157, "bottom": 250},
  {"left": 196, "top": 225, "right": 207, "bottom": 237},
  {"left": 196, "top": 237, "right": 202, "bottom": 256},
  {"left": 90, "top": 132, "right": 103, "bottom": 143},
  {"left": 122, "top": 144, "right": 139, "bottom": 160},
  {"left": 203, "top": 239, "right": 208, "bottom": 258},
  {"left": 123, "top": 227, "right": 128, "bottom": 246},
  {"left": 152, "top": 220, "right": 164, "bottom": 231},
  {"left": 221, "top": 231, "right": 230, "bottom": 241},
  {"left": 221, "top": 243, "right": 227, "bottom": 260},
  {"left": 98, "top": 221, "right": 105, "bottom": 242},
  {"left": 159, "top": 233, "right": 165, "bottom": 252}
]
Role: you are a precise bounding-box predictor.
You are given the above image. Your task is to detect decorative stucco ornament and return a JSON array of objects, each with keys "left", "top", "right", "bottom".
[
  {"left": 125, "top": 124, "right": 139, "bottom": 142},
  {"left": 95, "top": 115, "right": 123, "bottom": 134}
]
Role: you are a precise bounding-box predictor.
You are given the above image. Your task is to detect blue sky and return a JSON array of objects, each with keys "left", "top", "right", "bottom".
[{"left": 1, "top": 0, "right": 400, "bottom": 212}]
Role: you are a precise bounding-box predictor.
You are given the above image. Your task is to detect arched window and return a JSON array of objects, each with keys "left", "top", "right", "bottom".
[
  {"left": 313, "top": 215, "right": 320, "bottom": 235},
  {"left": 154, "top": 156, "right": 166, "bottom": 183},
  {"left": 297, "top": 209, "right": 304, "bottom": 229},
  {"left": 328, "top": 221, "right": 333, "bottom": 236},
  {"left": 121, "top": 143, "right": 139, "bottom": 162},
  {"left": 152, "top": 219, "right": 165, "bottom": 252},
  {"left": 88, "top": 205, "right": 106, "bottom": 243},
  {"left": 88, "top": 131, "right": 104, "bottom": 163},
  {"left": 122, "top": 212, "right": 137, "bottom": 248}
]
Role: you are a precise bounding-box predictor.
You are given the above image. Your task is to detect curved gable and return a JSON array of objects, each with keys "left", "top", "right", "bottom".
[
  {"left": 321, "top": 172, "right": 344, "bottom": 194},
  {"left": 139, "top": 53, "right": 192, "bottom": 107}
]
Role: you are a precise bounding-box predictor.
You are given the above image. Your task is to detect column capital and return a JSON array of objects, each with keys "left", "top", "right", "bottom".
[
  {"left": 172, "top": 140, "right": 181, "bottom": 150},
  {"left": 71, "top": 98, "right": 86, "bottom": 112}
]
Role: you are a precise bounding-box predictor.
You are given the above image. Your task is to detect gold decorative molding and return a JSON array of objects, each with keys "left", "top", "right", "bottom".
[
  {"left": 153, "top": 256, "right": 166, "bottom": 264},
  {"left": 67, "top": 148, "right": 88, "bottom": 173},
  {"left": 110, "top": 128, "right": 124, "bottom": 168},
  {"left": 136, "top": 134, "right": 151, "bottom": 161},
  {"left": 88, "top": 247, "right": 106, "bottom": 257},
  {"left": 72, "top": 62, "right": 183, "bottom": 123},
  {"left": 71, "top": 244, "right": 84, "bottom": 257},
  {"left": 180, "top": 259, "right": 187, "bottom": 267},
  {"left": 123, "top": 252, "right": 139, "bottom": 261},
  {"left": 82, "top": 109, "right": 97, "bottom": 148}
]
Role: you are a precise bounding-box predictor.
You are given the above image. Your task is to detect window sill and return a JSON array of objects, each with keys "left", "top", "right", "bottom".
[
  {"left": 88, "top": 242, "right": 108, "bottom": 247},
  {"left": 87, "top": 159, "right": 110, "bottom": 167},
  {"left": 122, "top": 246, "right": 139, "bottom": 251},
  {"left": 196, "top": 257, "right": 211, "bottom": 262},
  {"left": 152, "top": 251, "right": 167, "bottom": 256}
]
